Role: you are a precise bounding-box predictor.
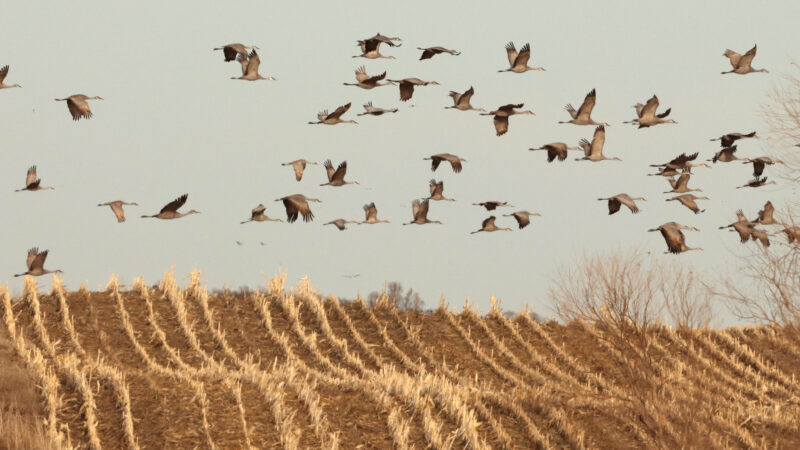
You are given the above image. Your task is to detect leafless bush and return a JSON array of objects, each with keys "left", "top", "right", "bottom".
[
  {"left": 550, "top": 248, "right": 713, "bottom": 332},
  {"left": 761, "top": 62, "right": 800, "bottom": 183},
  {"left": 367, "top": 281, "right": 424, "bottom": 311}
]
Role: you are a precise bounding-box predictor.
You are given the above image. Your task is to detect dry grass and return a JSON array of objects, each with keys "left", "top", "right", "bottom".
[{"left": 1, "top": 271, "right": 800, "bottom": 449}]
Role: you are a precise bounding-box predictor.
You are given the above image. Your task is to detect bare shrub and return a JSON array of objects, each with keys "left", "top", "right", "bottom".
[
  {"left": 550, "top": 248, "right": 713, "bottom": 331},
  {"left": 367, "top": 281, "right": 424, "bottom": 311},
  {"left": 761, "top": 62, "right": 800, "bottom": 182}
]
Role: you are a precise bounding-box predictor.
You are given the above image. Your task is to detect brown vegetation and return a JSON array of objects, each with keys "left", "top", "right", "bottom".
[{"left": 2, "top": 271, "right": 800, "bottom": 448}]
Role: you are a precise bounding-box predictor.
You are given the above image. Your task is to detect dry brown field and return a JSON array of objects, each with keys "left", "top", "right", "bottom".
[{"left": 2, "top": 272, "right": 800, "bottom": 449}]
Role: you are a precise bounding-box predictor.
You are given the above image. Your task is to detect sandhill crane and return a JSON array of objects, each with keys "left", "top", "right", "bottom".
[
  {"left": 664, "top": 171, "right": 701, "bottom": 194},
  {"left": 710, "top": 131, "right": 757, "bottom": 148},
  {"left": 753, "top": 201, "right": 776, "bottom": 225},
  {"left": 232, "top": 50, "right": 275, "bottom": 81},
  {"left": 424, "top": 153, "right": 466, "bottom": 173},
  {"left": 418, "top": 46, "right": 460, "bottom": 60},
  {"left": 498, "top": 42, "right": 544, "bottom": 73},
  {"left": 473, "top": 201, "right": 513, "bottom": 211},
  {"left": 598, "top": 194, "right": 645, "bottom": 214},
  {"left": 388, "top": 78, "right": 440, "bottom": 102},
  {"left": 343, "top": 66, "right": 393, "bottom": 89},
  {"left": 427, "top": 179, "right": 455, "bottom": 201},
  {"left": 275, "top": 194, "right": 321, "bottom": 223},
  {"left": 446, "top": 87, "right": 484, "bottom": 112},
  {"left": 282, "top": 159, "right": 318, "bottom": 181},
  {"left": 141, "top": 194, "right": 199, "bottom": 219},
  {"left": 471, "top": 216, "right": 512, "bottom": 234},
  {"left": 480, "top": 104, "right": 534, "bottom": 136},
  {"left": 720, "top": 210, "right": 751, "bottom": 231},
  {"left": 529, "top": 142, "right": 583, "bottom": 162},
  {"left": 309, "top": 103, "right": 357, "bottom": 125},
  {"left": 403, "top": 199, "right": 441, "bottom": 225},
  {"left": 503, "top": 211, "right": 540, "bottom": 229},
  {"left": 750, "top": 228, "right": 771, "bottom": 247},
  {"left": 722, "top": 45, "right": 768, "bottom": 75},
  {"left": 361, "top": 203, "right": 389, "bottom": 224},
  {"left": 777, "top": 226, "right": 800, "bottom": 244},
  {"left": 241, "top": 204, "right": 282, "bottom": 224},
  {"left": 214, "top": 43, "right": 258, "bottom": 62},
  {"left": 667, "top": 194, "right": 708, "bottom": 214},
  {"left": 559, "top": 89, "right": 608, "bottom": 126},
  {"left": 357, "top": 101, "right": 397, "bottom": 116},
  {"left": 709, "top": 146, "right": 742, "bottom": 163},
  {"left": 15, "top": 166, "right": 54, "bottom": 192},
  {"left": 648, "top": 166, "right": 686, "bottom": 177},
  {"left": 736, "top": 177, "right": 776, "bottom": 189},
  {"left": 98, "top": 201, "right": 138, "bottom": 222},
  {"left": 0, "top": 65, "right": 21, "bottom": 89},
  {"left": 622, "top": 95, "right": 676, "bottom": 128},
  {"left": 743, "top": 157, "right": 785, "bottom": 177},
  {"left": 355, "top": 34, "right": 400, "bottom": 59},
  {"left": 55, "top": 95, "right": 103, "bottom": 121},
  {"left": 651, "top": 152, "right": 709, "bottom": 170},
  {"left": 14, "top": 248, "right": 62, "bottom": 277},
  {"left": 325, "top": 219, "right": 357, "bottom": 230},
  {"left": 576, "top": 126, "right": 621, "bottom": 162},
  {"left": 321, "top": 160, "right": 358, "bottom": 186},
  {"left": 648, "top": 223, "right": 701, "bottom": 254}
]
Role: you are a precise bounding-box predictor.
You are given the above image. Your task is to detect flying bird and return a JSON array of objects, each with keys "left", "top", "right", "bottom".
[
  {"left": 55, "top": 95, "right": 103, "bottom": 121},
  {"left": 576, "top": 126, "right": 620, "bottom": 162},
  {"left": 361, "top": 203, "right": 389, "bottom": 224},
  {"left": 622, "top": 95, "right": 676, "bottom": 128},
  {"left": 481, "top": 103, "right": 534, "bottom": 136},
  {"left": 503, "top": 211, "right": 540, "bottom": 229},
  {"left": 275, "top": 194, "right": 321, "bottom": 223},
  {"left": 529, "top": 142, "right": 583, "bottom": 162},
  {"left": 722, "top": 45, "right": 768, "bottom": 75},
  {"left": 752, "top": 201, "right": 776, "bottom": 225},
  {"left": 232, "top": 50, "right": 275, "bottom": 81},
  {"left": 141, "top": 194, "right": 200, "bottom": 219},
  {"left": 321, "top": 160, "right": 358, "bottom": 186},
  {"left": 0, "top": 65, "right": 21, "bottom": 89},
  {"left": 424, "top": 153, "right": 466, "bottom": 173},
  {"left": 15, "top": 166, "right": 54, "bottom": 192},
  {"left": 98, "top": 201, "right": 138, "bottom": 222},
  {"left": 355, "top": 33, "right": 401, "bottom": 59},
  {"left": 651, "top": 152, "right": 709, "bottom": 170},
  {"left": 709, "top": 146, "right": 742, "bottom": 163},
  {"left": 471, "top": 216, "right": 512, "bottom": 234},
  {"left": 710, "top": 131, "right": 757, "bottom": 148},
  {"left": 309, "top": 103, "right": 357, "bottom": 125},
  {"left": 598, "top": 194, "right": 645, "bottom": 214},
  {"left": 282, "top": 159, "right": 318, "bottom": 181},
  {"left": 343, "top": 66, "right": 393, "bottom": 89},
  {"left": 325, "top": 219, "right": 357, "bottom": 231},
  {"left": 445, "top": 87, "right": 484, "bottom": 112},
  {"left": 214, "top": 43, "right": 258, "bottom": 62},
  {"left": 403, "top": 199, "right": 441, "bottom": 225},
  {"left": 498, "top": 42, "right": 545, "bottom": 73},
  {"left": 473, "top": 201, "right": 513, "bottom": 211},
  {"left": 418, "top": 46, "right": 460, "bottom": 60},
  {"left": 648, "top": 223, "right": 701, "bottom": 254},
  {"left": 427, "top": 179, "right": 455, "bottom": 201},
  {"left": 742, "top": 157, "right": 784, "bottom": 177},
  {"left": 388, "top": 78, "right": 440, "bottom": 101},
  {"left": 736, "top": 177, "right": 776, "bottom": 189},
  {"left": 664, "top": 171, "right": 702, "bottom": 194},
  {"left": 14, "top": 248, "right": 62, "bottom": 277},
  {"left": 241, "top": 204, "right": 282, "bottom": 224},
  {"left": 357, "top": 101, "right": 397, "bottom": 116},
  {"left": 666, "top": 194, "right": 709, "bottom": 214},
  {"left": 559, "top": 89, "right": 608, "bottom": 126}
]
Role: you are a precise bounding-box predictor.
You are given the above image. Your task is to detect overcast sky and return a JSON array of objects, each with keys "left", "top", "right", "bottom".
[{"left": 1, "top": 0, "right": 798, "bottom": 322}]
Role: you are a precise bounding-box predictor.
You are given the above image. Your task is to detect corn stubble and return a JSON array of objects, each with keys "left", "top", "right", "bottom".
[{"left": 2, "top": 272, "right": 800, "bottom": 448}]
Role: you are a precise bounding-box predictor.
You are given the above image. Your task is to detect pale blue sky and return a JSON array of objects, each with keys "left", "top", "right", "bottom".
[{"left": 1, "top": 1, "right": 798, "bottom": 320}]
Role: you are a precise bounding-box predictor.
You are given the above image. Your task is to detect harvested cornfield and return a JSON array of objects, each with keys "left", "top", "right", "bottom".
[{"left": 2, "top": 272, "right": 800, "bottom": 449}]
